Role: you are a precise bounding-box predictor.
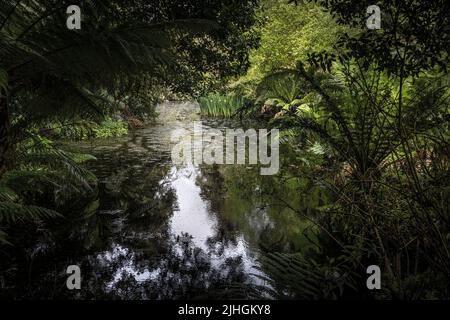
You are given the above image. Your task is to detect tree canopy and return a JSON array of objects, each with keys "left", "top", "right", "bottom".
[
  {"left": 0, "top": 0, "right": 260, "bottom": 175},
  {"left": 305, "top": 0, "right": 450, "bottom": 76}
]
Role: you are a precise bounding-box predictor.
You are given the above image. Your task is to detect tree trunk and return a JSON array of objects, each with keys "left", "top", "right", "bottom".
[{"left": 0, "top": 95, "right": 11, "bottom": 179}]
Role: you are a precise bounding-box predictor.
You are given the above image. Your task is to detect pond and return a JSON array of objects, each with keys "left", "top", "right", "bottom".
[{"left": 1, "top": 102, "right": 331, "bottom": 299}]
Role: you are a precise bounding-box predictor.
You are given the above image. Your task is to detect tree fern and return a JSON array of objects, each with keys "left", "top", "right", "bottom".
[
  {"left": 252, "top": 252, "right": 356, "bottom": 299},
  {"left": 16, "top": 138, "right": 97, "bottom": 190},
  {"left": 0, "top": 229, "right": 11, "bottom": 245},
  {"left": 0, "top": 135, "right": 97, "bottom": 217},
  {"left": 0, "top": 201, "right": 62, "bottom": 224},
  {"left": 1, "top": 0, "right": 225, "bottom": 141},
  {"left": 0, "top": 68, "right": 7, "bottom": 93},
  {"left": 256, "top": 71, "right": 307, "bottom": 105},
  {"left": 0, "top": 184, "right": 18, "bottom": 202}
]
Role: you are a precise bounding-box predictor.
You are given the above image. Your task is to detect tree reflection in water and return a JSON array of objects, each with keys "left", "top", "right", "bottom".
[{"left": 0, "top": 110, "right": 330, "bottom": 299}]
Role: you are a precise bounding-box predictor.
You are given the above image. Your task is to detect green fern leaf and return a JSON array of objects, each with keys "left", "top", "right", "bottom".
[{"left": 0, "top": 202, "right": 62, "bottom": 224}]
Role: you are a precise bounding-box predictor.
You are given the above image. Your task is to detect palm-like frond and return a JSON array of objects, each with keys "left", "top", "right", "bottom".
[
  {"left": 0, "top": 136, "right": 91, "bottom": 244},
  {"left": 11, "top": 84, "right": 110, "bottom": 134},
  {"left": 0, "top": 68, "right": 8, "bottom": 92},
  {"left": 14, "top": 136, "right": 97, "bottom": 190},
  {"left": 0, "top": 230, "right": 11, "bottom": 245},
  {"left": 255, "top": 70, "right": 307, "bottom": 104},
  {"left": 0, "top": 134, "right": 97, "bottom": 219},
  {"left": 252, "top": 252, "right": 356, "bottom": 299},
  {"left": 0, "top": 201, "right": 62, "bottom": 224},
  {"left": 0, "top": 184, "right": 18, "bottom": 202},
  {"left": 1, "top": 0, "right": 220, "bottom": 133}
]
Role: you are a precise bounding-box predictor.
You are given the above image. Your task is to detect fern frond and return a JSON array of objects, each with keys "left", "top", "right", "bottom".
[
  {"left": 0, "top": 67, "right": 8, "bottom": 92},
  {"left": 0, "top": 230, "right": 12, "bottom": 246},
  {"left": 252, "top": 252, "right": 355, "bottom": 299},
  {"left": 256, "top": 71, "right": 308, "bottom": 104},
  {"left": 0, "top": 201, "right": 62, "bottom": 224},
  {"left": 0, "top": 183, "right": 18, "bottom": 202},
  {"left": 15, "top": 138, "right": 97, "bottom": 190}
]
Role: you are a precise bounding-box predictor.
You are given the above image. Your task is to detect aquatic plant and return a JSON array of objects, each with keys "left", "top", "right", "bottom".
[{"left": 198, "top": 94, "right": 246, "bottom": 118}]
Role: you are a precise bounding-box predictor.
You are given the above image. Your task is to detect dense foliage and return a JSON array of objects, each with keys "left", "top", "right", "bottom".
[
  {"left": 239, "top": 0, "right": 449, "bottom": 299},
  {"left": 0, "top": 0, "right": 448, "bottom": 300},
  {"left": 0, "top": 0, "right": 259, "bottom": 243}
]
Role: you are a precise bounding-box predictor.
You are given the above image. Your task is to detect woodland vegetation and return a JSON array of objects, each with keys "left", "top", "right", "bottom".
[{"left": 0, "top": 0, "right": 449, "bottom": 299}]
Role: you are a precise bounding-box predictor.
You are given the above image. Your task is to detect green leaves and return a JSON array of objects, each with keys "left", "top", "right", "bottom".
[
  {"left": 92, "top": 117, "right": 128, "bottom": 138},
  {"left": 307, "top": 0, "right": 450, "bottom": 76},
  {"left": 18, "top": 138, "right": 97, "bottom": 190},
  {"left": 0, "top": 184, "right": 17, "bottom": 202},
  {"left": 241, "top": 0, "right": 341, "bottom": 84},
  {"left": 0, "top": 202, "right": 62, "bottom": 224},
  {"left": 0, "top": 230, "right": 11, "bottom": 245},
  {"left": 1, "top": 135, "right": 98, "bottom": 211},
  {"left": 253, "top": 252, "right": 356, "bottom": 299},
  {"left": 198, "top": 94, "right": 246, "bottom": 118},
  {"left": 256, "top": 70, "right": 308, "bottom": 105},
  {"left": 0, "top": 135, "right": 96, "bottom": 246},
  {"left": 0, "top": 68, "right": 8, "bottom": 93}
]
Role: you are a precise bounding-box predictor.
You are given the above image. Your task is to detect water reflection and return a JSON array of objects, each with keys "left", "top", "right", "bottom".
[
  {"left": 169, "top": 165, "right": 217, "bottom": 249},
  {"left": 0, "top": 102, "right": 330, "bottom": 299}
]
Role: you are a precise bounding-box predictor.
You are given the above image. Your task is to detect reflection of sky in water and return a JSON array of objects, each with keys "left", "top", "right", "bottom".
[
  {"left": 101, "top": 162, "right": 266, "bottom": 293},
  {"left": 169, "top": 165, "right": 216, "bottom": 248},
  {"left": 4, "top": 101, "right": 320, "bottom": 299},
  {"left": 169, "top": 164, "right": 264, "bottom": 277},
  {"left": 91, "top": 106, "right": 271, "bottom": 291}
]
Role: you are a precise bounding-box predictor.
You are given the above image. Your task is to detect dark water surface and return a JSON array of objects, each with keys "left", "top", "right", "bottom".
[{"left": 1, "top": 102, "right": 330, "bottom": 299}]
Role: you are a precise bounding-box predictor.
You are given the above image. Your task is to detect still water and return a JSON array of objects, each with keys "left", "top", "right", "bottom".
[{"left": 2, "top": 102, "right": 329, "bottom": 299}]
